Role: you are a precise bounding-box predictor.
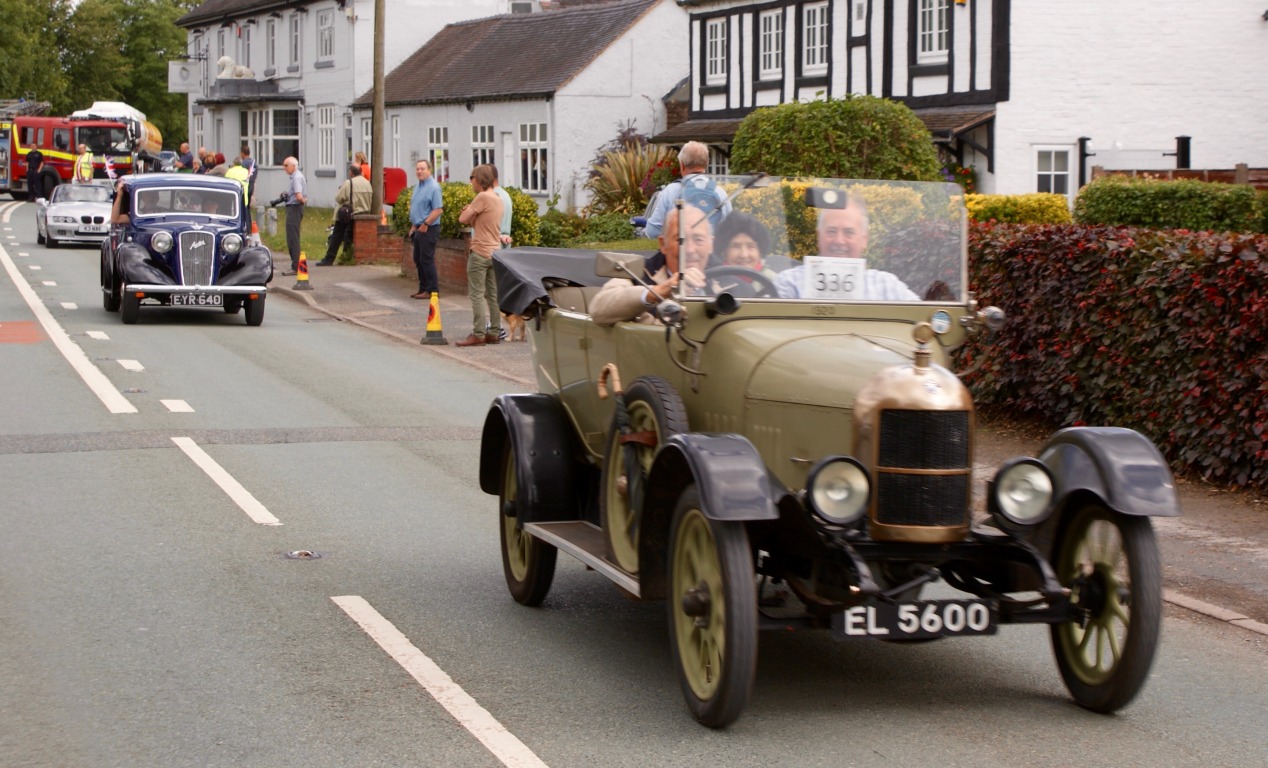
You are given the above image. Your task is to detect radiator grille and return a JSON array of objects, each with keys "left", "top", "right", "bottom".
[
  {"left": 178, "top": 230, "right": 215, "bottom": 285},
  {"left": 875, "top": 410, "right": 970, "bottom": 528},
  {"left": 80, "top": 214, "right": 105, "bottom": 224}
]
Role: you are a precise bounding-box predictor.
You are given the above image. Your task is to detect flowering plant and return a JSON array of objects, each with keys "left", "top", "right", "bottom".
[
  {"left": 940, "top": 161, "right": 977, "bottom": 194},
  {"left": 640, "top": 153, "right": 681, "bottom": 198}
]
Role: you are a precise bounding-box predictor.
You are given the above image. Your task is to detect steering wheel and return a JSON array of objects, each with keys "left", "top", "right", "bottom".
[{"left": 701, "top": 266, "right": 780, "bottom": 299}]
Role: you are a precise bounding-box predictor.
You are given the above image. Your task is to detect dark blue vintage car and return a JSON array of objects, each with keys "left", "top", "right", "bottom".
[{"left": 100, "top": 173, "right": 272, "bottom": 325}]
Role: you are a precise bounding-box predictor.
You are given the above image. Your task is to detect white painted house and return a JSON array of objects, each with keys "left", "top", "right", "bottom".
[
  {"left": 658, "top": 0, "right": 1268, "bottom": 200},
  {"left": 351, "top": 0, "right": 689, "bottom": 211},
  {"left": 174, "top": 0, "right": 518, "bottom": 206}
]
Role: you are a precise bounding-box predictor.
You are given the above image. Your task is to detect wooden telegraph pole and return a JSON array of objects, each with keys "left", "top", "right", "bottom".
[{"left": 370, "top": 0, "right": 385, "bottom": 219}]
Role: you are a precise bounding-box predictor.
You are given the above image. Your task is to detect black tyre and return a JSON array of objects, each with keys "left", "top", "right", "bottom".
[
  {"left": 244, "top": 295, "right": 266, "bottom": 326},
  {"left": 102, "top": 263, "right": 120, "bottom": 313},
  {"left": 600, "top": 376, "right": 688, "bottom": 574},
  {"left": 46, "top": 233, "right": 59, "bottom": 248},
  {"left": 37, "top": 225, "right": 45, "bottom": 245},
  {"left": 499, "top": 442, "right": 556, "bottom": 606},
  {"left": 120, "top": 289, "right": 140, "bottom": 324},
  {"left": 1050, "top": 503, "right": 1162, "bottom": 713},
  {"left": 668, "top": 485, "right": 758, "bottom": 729}
]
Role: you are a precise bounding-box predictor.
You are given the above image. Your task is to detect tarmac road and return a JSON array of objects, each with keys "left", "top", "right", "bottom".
[{"left": 275, "top": 254, "right": 1268, "bottom": 636}]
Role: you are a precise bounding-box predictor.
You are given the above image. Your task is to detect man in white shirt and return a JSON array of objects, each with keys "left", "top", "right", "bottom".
[{"left": 774, "top": 200, "right": 918, "bottom": 301}]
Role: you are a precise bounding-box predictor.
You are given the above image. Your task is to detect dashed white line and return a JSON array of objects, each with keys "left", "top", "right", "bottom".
[
  {"left": 42, "top": 280, "right": 55, "bottom": 286},
  {"left": 61, "top": 302, "right": 78, "bottom": 310},
  {"left": 332, "top": 596, "right": 549, "bottom": 768},
  {"left": 118, "top": 359, "right": 144, "bottom": 372},
  {"left": 161, "top": 399, "right": 194, "bottom": 413},
  {"left": 170, "top": 437, "right": 281, "bottom": 526},
  {"left": 86, "top": 330, "right": 109, "bottom": 340},
  {"left": 0, "top": 241, "right": 136, "bottom": 414},
  {"left": 27, "top": 265, "right": 41, "bottom": 270}
]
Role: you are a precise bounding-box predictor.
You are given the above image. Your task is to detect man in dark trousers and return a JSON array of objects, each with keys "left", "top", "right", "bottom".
[
  {"left": 25, "top": 150, "right": 43, "bottom": 197},
  {"left": 407, "top": 159, "right": 443, "bottom": 299},
  {"left": 32, "top": 154, "right": 61, "bottom": 203},
  {"left": 317, "top": 163, "right": 373, "bottom": 266}
]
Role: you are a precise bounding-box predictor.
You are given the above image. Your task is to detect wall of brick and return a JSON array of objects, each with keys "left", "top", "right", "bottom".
[{"left": 354, "top": 214, "right": 471, "bottom": 293}]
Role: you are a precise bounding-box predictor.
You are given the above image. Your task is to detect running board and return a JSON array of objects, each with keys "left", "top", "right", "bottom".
[{"left": 523, "top": 521, "right": 640, "bottom": 597}]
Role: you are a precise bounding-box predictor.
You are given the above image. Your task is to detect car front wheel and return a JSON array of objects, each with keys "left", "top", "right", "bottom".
[
  {"left": 120, "top": 289, "right": 140, "bottom": 324},
  {"left": 499, "top": 442, "right": 556, "bottom": 606},
  {"left": 601, "top": 376, "right": 688, "bottom": 574},
  {"left": 244, "top": 295, "right": 266, "bottom": 326},
  {"left": 102, "top": 262, "right": 120, "bottom": 313},
  {"left": 1050, "top": 502, "right": 1162, "bottom": 713},
  {"left": 668, "top": 486, "right": 757, "bottom": 729}
]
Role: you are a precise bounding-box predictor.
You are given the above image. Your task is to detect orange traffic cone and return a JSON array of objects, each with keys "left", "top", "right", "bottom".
[
  {"left": 249, "top": 220, "right": 261, "bottom": 247},
  {"left": 420, "top": 291, "right": 447, "bottom": 345},
  {"left": 294, "top": 251, "right": 314, "bottom": 291}
]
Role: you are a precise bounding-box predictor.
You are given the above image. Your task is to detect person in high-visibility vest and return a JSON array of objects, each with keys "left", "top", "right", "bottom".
[{"left": 73, "top": 144, "right": 94, "bottom": 183}]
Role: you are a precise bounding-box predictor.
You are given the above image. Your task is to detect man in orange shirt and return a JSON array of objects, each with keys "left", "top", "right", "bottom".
[{"left": 455, "top": 164, "right": 505, "bottom": 347}]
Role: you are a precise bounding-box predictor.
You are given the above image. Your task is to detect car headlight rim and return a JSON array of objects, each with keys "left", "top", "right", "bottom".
[
  {"left": 990, "top": 458, "right": 1055, "bottom": 527},
  {"left": 223, "top": 233, "right": 243, "bottom": 255},
  {"left": 151, "top": 231, "right": 173, "bottom": 253},
  {"left": 807, "top": 456, "right": 871, "bottom": 527}
]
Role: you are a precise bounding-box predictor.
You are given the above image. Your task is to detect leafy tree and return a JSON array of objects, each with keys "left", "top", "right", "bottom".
[
  {"left": 0, "top": 0, "right": 70, "bottom": 106},
  {"left": 730, "top": 95, "right": 942, "bottom": 181}
]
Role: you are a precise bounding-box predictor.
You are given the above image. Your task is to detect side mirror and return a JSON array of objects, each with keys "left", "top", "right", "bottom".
[
  {"left": 805, "top": 187, "right": 848, "bottom": 209},
  {"left": 595, "top": 250, "right": 645, "bottom": 281}
]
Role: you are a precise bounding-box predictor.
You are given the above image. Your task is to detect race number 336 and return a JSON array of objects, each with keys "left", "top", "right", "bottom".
[{"left": 803, "top": 256, "right": 865, "bottom": 300}]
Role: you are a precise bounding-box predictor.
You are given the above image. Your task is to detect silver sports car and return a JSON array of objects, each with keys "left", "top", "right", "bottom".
[{"left": 37, "top": 182, "right": 115, "bottom": 247}]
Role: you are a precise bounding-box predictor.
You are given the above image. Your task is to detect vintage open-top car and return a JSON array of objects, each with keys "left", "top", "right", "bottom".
[
  {"left": 36, "top": 180, "right": 115, "bottom": 247},
  {"left": 479, "top": 176, "right": 1178, "bottom": 728},
  {"left": 99, "top": 173, "right": 272, "bottom": 325}
]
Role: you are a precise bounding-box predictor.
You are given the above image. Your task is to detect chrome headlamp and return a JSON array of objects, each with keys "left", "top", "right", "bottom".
[
  {"left": 806, "top": 456, "right": 871, "bottom": 527},
  {"left": 222, "top": 233, "right": 243, "bottom": 255},
  {"left": 989, "top": 458, "right": 1055, "bottom": 528},
  {"left": 151, "top": 231, "right": 173, "bottom": 253}
]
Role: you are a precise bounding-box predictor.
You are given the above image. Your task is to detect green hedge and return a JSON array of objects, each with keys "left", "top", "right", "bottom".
[
  {"left": 729, "top": 95, "right": 941, "bottom": 181},
  {"left": 1073, "top": 175, "right": 1262, "bottom": 233},
  {"left": 965, "top": 193, "right": 1072, "bottom": 224},
  {"left": 391, "top": 183, "right": 540, "bottom": 245},
  {"left": 959, "top": 222, "right": 1268, "bottom": 489}
]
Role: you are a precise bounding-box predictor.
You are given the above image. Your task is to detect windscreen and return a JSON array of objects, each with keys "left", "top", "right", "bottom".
[
  {"left": 133, "top": 186, "right": 239, "bottom": 219},
  {"left": 669, "top": 176, "right": 967, "bottom": 304}
]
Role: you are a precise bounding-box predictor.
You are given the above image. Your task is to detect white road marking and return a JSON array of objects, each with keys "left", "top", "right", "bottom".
[
  {"left": 161, "top": 399, "right": 194, "bottom": 413},
  {"left": 18, "top": 252, "right": 29, "bottom": 256},
  {"left": 42, "top": 280, "right": 55, "bottom": 285},
  {"left": 0, "top": 241, "right": 137, "bottom": 414},
  {"left": 86, "top": 330, "right": 109, "bottom": 340},
  {"left": 118, "top": 359, "right": 144, "bottom": 372},
  {"left": 61, "top": 302, "right": 78, "bottom": 310},
  {"left": 170, "top": 437, "right": 281, "bottom": 526},
  {"left": 27, "top": 264, "right": 41, "bottom": 270},
  {"left": 331, "top": 596, "right": 549, "bottom": 768}
]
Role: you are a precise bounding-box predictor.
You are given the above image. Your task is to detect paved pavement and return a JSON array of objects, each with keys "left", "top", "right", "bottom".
[{"left": 270, "top": 254, "right": 537, "bottom": 388}]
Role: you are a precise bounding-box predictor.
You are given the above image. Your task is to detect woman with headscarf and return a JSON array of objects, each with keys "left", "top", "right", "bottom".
[{"left": 714, "top": 211, "right": 775, "bottom": 279}]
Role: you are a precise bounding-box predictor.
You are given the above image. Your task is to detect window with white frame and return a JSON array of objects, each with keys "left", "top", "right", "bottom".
[
  {"left": 758, "top": 10, "right": 782, "bottom": 80},
  {"left": 472, "top": 125, "right": 496, "bottom": 168},
  {"left": 705, "top": 18, "right": 727, "bottom": 85},
  {"left": 803, "top": 2, "right": 829, "bottom": 74},
  {"left": 707, "top": 147, "right": 729, "bottom": 176},
  {"left": 316, "top": 10, "right": 333, "bottom": 60},
  {"left": 243, "top": 107, "right": 299, "bottom": 166},
  {"left": 1036, "top": 149, "right": 1071, "bottom": 196},
  {"left": 317, "top": 106, "right": 335, "bottom": 169},
  {"left": 428, "top": 126, "right": 450, "bottom": 183},
  {"left": 266, "top": 18, "right": 276, "bottom": 69},
  {"left": 518, "top": 122, "right": 547, "bottom": 193},
  {"left": 288, "top": 13, "right": 301, "bottom": 68},
  {"left": 242, "top": 25, "right": 252, "bottom": 68},
  {"left": 391, "top": 115, "right": 401, "bottom": 168},
  {"left": 917, "top": 0, "right": 949, "bottom": 64},
  {"left": 217, "top": 28, "right": 226, "bottom": 59},
  {"left": 192, "top": 113, "right": 204, "bottom": 153}
]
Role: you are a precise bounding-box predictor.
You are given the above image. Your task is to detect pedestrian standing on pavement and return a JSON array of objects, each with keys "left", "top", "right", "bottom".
[
  {"left": 491, "top": 165, "right": 513, "bottom": 249},
  {"left": 643, "top": 140, "right": 730, "bottom": 239},
  {"left": 31, "top": 154, "right": 61, "bottom": 203},
  {"left": 281, "top": 156, "right": 307, "bottom": 275},
  {"left": 74, "top": 144, "right": 94, "bottom": 183},
  {"left": 455, "top": 164, "right": 505, "bottom": 347},
  {"left": 175, "top": 142, "right": 193, "bottom": 171},
  {"left": 318, "top": 163, "right": 373, "bottom": 266},
  {"left": 408, "top": 159, "right": 443, "bottom": 299},
  {"left": 355, "top": 151, "right": 370, "bottom": 180}
]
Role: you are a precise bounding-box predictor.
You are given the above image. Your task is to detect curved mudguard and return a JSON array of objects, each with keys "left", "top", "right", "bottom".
[
  {"left": 479, "top": 394, "right": 579, "bottom": 523},
  {"left": 1039, "top": 426, "right": 1180, "bottom": 518},
  {"left": 646, "top": 433, "right": 779, "bottom": 523},
  {"left": 219, "top": 245, "right": 273, "bottom": 286},
  {"left": 118, "top": 242, "right": 176, "bottom": 286}
]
